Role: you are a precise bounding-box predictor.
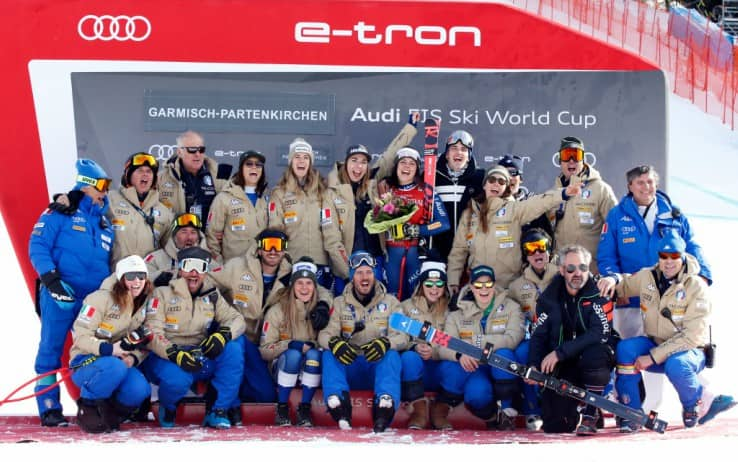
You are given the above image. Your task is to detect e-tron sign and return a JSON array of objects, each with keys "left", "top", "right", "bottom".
[{"left": 295, "top": 21, "right": 481, "bottom": 47}]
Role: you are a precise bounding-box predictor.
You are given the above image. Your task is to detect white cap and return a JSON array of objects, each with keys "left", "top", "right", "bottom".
[
  {"left": 396, "top": 147, "right": 421, "bottom": 162},
  {"left": 115, "top": 255, "right": 148, "bottom": 281}
]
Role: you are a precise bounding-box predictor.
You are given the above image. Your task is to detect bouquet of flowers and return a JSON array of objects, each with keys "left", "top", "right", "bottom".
[{"left": 364, "top": 192, "right": 418, "bottom": 235}]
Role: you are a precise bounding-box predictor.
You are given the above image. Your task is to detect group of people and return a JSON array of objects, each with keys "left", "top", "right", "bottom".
[{"left": 28, "top": 114, "right": 734, "bottom": 434}]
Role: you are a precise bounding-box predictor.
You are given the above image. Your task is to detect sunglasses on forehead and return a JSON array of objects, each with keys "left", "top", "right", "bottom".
[
  {"left": 77, "top": 175, "right": 112, "bottom": 193},
  {"left": 258, "top": 236, "right": 286, "bottom": 252},
  {"left": 131, "top": 153, "right": 158, "bottom": 168},
  {"left": 179, "top": 258, "right": 209, "bottom": 274},
  {"left": 658, "top": 252, "right": 682, "bottom": 260},
  {"left": 182, "top": 146, "right": 206, "bottom": 154},
  {"left": 349, "top": 252, "right": 376, "bottom": 270},
  {"left": 565, "top": 263, "right": 589, "bottom": 274},
  {"left": 423, "top": 280, "right": 446, "bottom": 288},
  {"left": 559, "top": 147, "right": 584, "bottom": 162}
]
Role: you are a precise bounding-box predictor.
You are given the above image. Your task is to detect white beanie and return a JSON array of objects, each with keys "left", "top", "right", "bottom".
[
  {"left": 288, "top": 137, "right": 314, "bottom": 164},
  {"left": 115, "top": 255, "right": 148, "bottom": 281}
]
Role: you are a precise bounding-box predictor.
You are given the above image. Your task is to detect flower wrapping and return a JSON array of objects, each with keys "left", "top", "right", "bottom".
[{"left": 363, "top": 192, "right": 418, "bottom": 234}]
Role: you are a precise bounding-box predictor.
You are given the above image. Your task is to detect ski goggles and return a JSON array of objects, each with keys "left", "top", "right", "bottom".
[
  {"left": 174, "top": 213, "right": 202, "bottom": 230},
  {"left": 349, "top": 252, "right": 376, "bottom": 269},
  {"left": 130, "top": 152, "right": 158, "bottom": 168},
  {"left": 182, "top": 146, "right": 206, "bottom": 154},
  {"left": 564, "top": 263, "right": 589, "bottom": 274},
  {"left": 258, "top": 236, "right": 287, "bottom": 252},
  {"left": 446, "top": 130, "right": 474, "bottom": 149},
  {"left": 122, "top": 271, "right": 147, "bottom": 282},
  {"left": 523, "top": 239, "right": 549, "bottom": 256},
  {"left": 472, "top": 281, "right": 494, "bottom": 289},
  {"left": 658, "top": 252, "right": 683, "bottom": 260},
  {"left": 77, "top": 175, "right": 112, "bottom": 193},
  {"left": 423, "top": 280, "right": 446, "bottom": 288},
  {"left": 179, "top": 258, "right": 210, "bottom": 274},
  {"left": 559, "top": 147, "right": 584, "bottom": 162}
]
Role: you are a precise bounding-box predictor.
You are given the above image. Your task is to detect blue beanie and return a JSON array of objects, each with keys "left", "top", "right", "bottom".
[
  {"left": 657, "top": 231, "right": 686, "bottom": 254},
  {"left": 74, "top": 158, "right": 111, "bottom": 191}
]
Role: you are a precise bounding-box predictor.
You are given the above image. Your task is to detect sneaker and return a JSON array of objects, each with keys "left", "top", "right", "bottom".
[
  {"left": 296, "top": 403, "right": 313, "bottom": 427},
  {"left": 497, "top": 408, "right": 518, "bottom": 431},
  {"left": 373, "top": 394, "right": 395, "bottom": 433},
  {"left": 41, "top": 409, "right": 69, "bottom": 427},
  {"left": 274, "top": 403, "right": 291, "bottom": 427},
  {"left": 227, "top": 407, "right": 242, "bottom": 427},
  {"left": 698, "top": 395, "right": 736, "bottom": 425},
  {"left": 575, "top": 415, "right": 598, "bottom": 436},
  {"left": 683, "top": 405, "right": 699, "bottom": 428},
  {"left": 619, "top": 418, "right": 641, "bottom": 434},
  {"left": 525, "top": 414, "right": 542, "bottom": 431},
  {"left": 327, "top": 394, "right": 352, "bottom": 430},
  {"left": 158, "top": 407, "right": 176, "bottom": 428},
  {"left": 203, "top": 408, "right": 231, "bottom": 429}
]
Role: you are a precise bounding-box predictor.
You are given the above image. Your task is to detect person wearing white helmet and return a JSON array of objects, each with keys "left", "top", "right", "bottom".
[{"left": 69, "top": 255, "right": 153, "bottom": 433}]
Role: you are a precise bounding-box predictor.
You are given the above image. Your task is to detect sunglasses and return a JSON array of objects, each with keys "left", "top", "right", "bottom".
[
  {"left": 179, "top": 258, "right": 210, "bottom": 274},
  {"left": 487, "top": 176, "right": 507, "bottom": 186},
  {"left": 77, "top": 175, "right": 112, "bottom": 193},
  {"left": 506, "top": 168, "right": 521, "bottom": 177},
  {"left": 472, "top": 281, "right": 494, "bottom": 289},
  {"left": 122, "top": 271, "right": 147, "bottom": 282},
  {"left": 565, "top": 263, "right": 589, "bottom": 274},
  {"left": 182, "top": 146, "right": 206, "bottom": 154},
  {"left": 131, "top": 153, "right": 158, "bottom": 168},
  {"left": 446, "top": 130, "right": 474, "bottom": 149},
  {"left": 523, "top": 239, "right": 549, "bottom": 255},
  {"left": 258, "top": 237, "right": 286, "bottom": 252},
  {"left": 423, "top": 280, "right": 446, "bottom": 288},
  {"left": 174, "top": 213, "right": 202, "bottom": 229},
  {"left": 559, "top": 147, "right": 584, "bottom": 162},
  {"left": 658, "top": 252, "right": 682, "bottom": 260},
  {"left": 349, "top": 252, "right": 376, "bottom": 270},
  {"left": 244, "top": 160, "right": 264, "bottom": 168}
]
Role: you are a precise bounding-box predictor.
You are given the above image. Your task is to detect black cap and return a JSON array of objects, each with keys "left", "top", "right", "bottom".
[
  {"left": 560, "top": 136, "right": 584, "bottom": 151},
  {"left": 240, "top": 150, "right": 266, "bottom": 164},
  {"left": 176, "top": 246, "right": 211, "bottom": 263},
  {"left": 255, "top": 228, "right": 288, "bottom": 242},
  {"left": 497, "top": 155, "right": 524, "bottom": 176},
  {"left": 345, "top": 144, "right": 371, "bottom": 161}
]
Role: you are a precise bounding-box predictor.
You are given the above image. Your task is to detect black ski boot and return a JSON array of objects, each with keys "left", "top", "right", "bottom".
[{"left": 373, "top": 394, "right": 395, "bottom": 433}]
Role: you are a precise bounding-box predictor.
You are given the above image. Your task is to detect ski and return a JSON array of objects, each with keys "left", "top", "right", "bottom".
[
  {"left": 422, "top": 117, "right": 440, "bottom": 223},
  {"left": 389, "top": 312, "right": 668, "bottom": 433}
]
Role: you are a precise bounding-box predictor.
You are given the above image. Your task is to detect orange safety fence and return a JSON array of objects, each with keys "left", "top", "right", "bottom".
[{"left": 511, "top": 0, "right": 737, "bottom": 129}]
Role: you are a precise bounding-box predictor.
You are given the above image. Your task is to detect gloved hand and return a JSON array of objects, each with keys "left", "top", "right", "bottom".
[
  {"left": 360, "top": 337, "right": 391, "bottom": 362},
  {"left": 309, "top": 301, "right": 330, "bottom": 331},
  {"left": 40, "top": 270, "right": 75, "bottom": 309},
  {"left": 353, "top": 320, "right": 366, "bottom": 335},
  {"left": 166, "top": 345, "right": 204, "bottom": 373},
  {"left": 328, "top": 337, "right": 358, "bottom": 365},
  {"left": 153, "top": 271, "right": 174, "bottom": 287},
  {"left": 408, "top": 112, "right": 420, "bottom": 127},
  {"left": 48, "top": 190, "right": 84, "bottom": 216},
  {"left": 199, "top": 326, "right": 231, "bottom": 359},
  {"left": 120, "top": 325, "right": 153, "bottom": 351}
]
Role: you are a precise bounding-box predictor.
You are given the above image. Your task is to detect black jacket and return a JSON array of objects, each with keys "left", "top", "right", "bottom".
[
  {"left": 431, "top": 154, "right": 485, "bottom": 261},
  {"left": 528, "top": 275, "right": 616, "bottom": 368}
]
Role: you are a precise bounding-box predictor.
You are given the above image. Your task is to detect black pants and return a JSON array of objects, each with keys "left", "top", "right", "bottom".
[{"left": 541, "top": 343, "right": 614, "bottom": 433}]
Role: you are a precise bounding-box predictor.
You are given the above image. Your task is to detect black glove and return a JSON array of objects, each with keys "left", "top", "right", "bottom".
[
  {"left": 360, "top": 337, "right": 391, "bottom": 362},
  {"left": 39, "top": 270, "right": 75, "bottom": 308},
  {"left": 166, "top": 345, "right": 204, "bottom": 373},
  {"left": 153, "top": 271, "right": 174, "bottom": 287},
  {"left": 120, "top": 325, "right": 153, "bottom": 351},
  {"left": 48, "top": 190, "right": 84, "bottom": 216},
  {"left": 287, "top": 340, "right": 315, "bottom": 351},
  {"left": 199, "top": 326, "right": 231, "bottom": 359},
  {"left": 309, "top": 301, "right": 330, "bottom": 331},
  {"left": 408, "top": 113, "right": 419, "bottom": 127},
  {"left": 328, "top": 337, "right": 358, "bottom": 365}
]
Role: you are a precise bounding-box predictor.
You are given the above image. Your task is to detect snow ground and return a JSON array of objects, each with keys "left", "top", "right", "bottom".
[{"left": 0, "top": 95, "right": 736, "bottom": 458}]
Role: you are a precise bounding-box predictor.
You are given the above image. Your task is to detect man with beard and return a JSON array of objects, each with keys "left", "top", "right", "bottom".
[{"left": 527, "top": 244, "right": 618, "bottom": 435}]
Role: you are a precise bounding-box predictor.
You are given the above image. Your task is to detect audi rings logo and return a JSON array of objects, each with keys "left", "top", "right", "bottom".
[
  {"left": 552, "top": 151, "right": 597, "bottom": 167},
  {"left": 78, "top": 15, "right": 151, "bottom": 41},
  {"left": 149, "top": 144, "right": 177, "bottom": 161}
]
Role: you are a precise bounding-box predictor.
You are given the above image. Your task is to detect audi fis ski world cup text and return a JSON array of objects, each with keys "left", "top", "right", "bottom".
[
  {"left": 295, "top": 21, "right": 481, "bottom": 47},
  {"left": 350, "top": 108, "right": 598, "bottom": 128}
]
